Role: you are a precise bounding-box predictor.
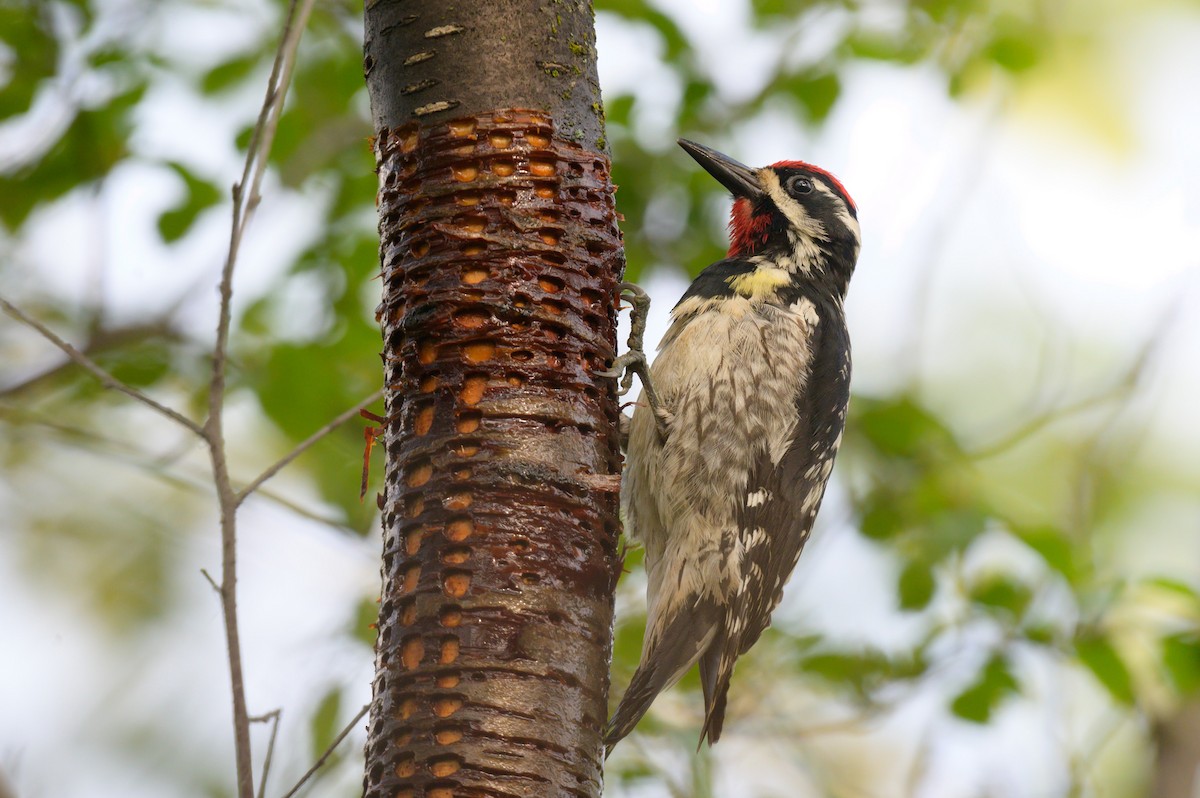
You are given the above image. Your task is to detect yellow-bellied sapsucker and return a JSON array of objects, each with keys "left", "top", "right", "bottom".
[{"left": 603, "top": 139, "right": 861, "bottom": 752}]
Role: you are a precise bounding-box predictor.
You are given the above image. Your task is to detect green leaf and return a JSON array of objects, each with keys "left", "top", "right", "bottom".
[
  {"left": 249, "top": 332, "right": 382, "bottom": 531},
  {"left": 1144, "top": 578, "right": 1200, "bottom": 604},
  {"left": 1076, "top": 632, "right": 1135, "bottom": 706},
  {"left": 26, "top": 500, "right": 180, "bottom": 632},
  {"left": 598, "top": 0, "right": 689, "bottom": 60},
  {"left": 0, "top": 82, "right": 145, "bottom": 229},
  {"left": 604, "top": 94, "right": 635, "bottom": 128},
  {"left": 950, "top": 654, "right": 1020, "bottom": 723},
  {"left": 984, "top": 17, "right": 1041, "bottom": 74},
  {"left": 986, "top": 32, "right": 1039, "bottom": 73},
  {"left": 679, "top": 79, "right": 714, "bottom": 127},
  {"left": 310, "top": 686, "right": 343, "bottom": 762},
  {"left": 860, "top": 491, "right": 904, "bottom": 541},
  {"left": 200, "top": 52, "right": 262, "bottom": 95},
  {"left": 1162, "top": 632, "right": 1200, "bottom": 697},
  {"left": 802, "top": 650, "right": 886, "bottom": 688},
  {"left": 787, "top": 71, "right": 841, "bottom": 123},
  {"left": 749, "top": 0, "right": 792, "bottom": 18},
  {"left": 968, "top": 575, "right": 1032, "bottom": 619},
  {"left": 88, "top": 48, "right": 127, "bottom": 69},
  {"left": 898, "top": 560, "right": 936, "bottom": 611},
  {"left": 853, "top": 396, "right": 959, "bottom": 461},
  {"left": 801, "top": 647, "right": 926, "bottom": 696},
  {"left": 925, "top": 506, "right": 988, "bottom": 557},
  {"left": 1021, "top": 623, "right": 1057, "bottom": 646},
  {"left": 156, "top": 162, "right": 223, "bottom": 243},
  {"left": 351, "top": 596, "right": 380, "bottom": 648},
  {"left": 101, "top": 340, "right": 173, "bottom": 388},
  {"left": 1016, "top": 525, "right": 1078, "bottom": 583},
  {"left": 0, "top": 4, "right": 58, "bottom": 118},
  {"left": 845, "top": 32, "right": 927, "bottom": 65}
]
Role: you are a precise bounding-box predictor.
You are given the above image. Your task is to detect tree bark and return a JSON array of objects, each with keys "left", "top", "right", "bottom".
[{"left": 361, "top": 2, "right": 623, "bottom": 797}]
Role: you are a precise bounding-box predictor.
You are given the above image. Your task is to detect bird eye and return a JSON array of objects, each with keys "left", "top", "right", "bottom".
[{"left": 787, "top": 175, "right": 813, "bottom": 196}]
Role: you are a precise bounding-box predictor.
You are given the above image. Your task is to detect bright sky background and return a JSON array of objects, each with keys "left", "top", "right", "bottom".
[{"left": 2, "top": 1, "right": 1199, "bottom": 797}]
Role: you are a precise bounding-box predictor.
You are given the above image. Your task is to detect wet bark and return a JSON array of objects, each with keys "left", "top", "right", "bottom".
[{"left": 361, "top": 2, "right": 623, "bottom": 797}]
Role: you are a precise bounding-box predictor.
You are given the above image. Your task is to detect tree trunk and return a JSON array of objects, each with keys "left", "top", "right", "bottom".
[{"left": 361, "top": 2, "right": 623, "bottom": 797}]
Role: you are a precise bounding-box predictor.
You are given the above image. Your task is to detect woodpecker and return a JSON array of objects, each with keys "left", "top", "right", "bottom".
[{"left": 602, "top": 139, "right": 860, "bottom": 752}]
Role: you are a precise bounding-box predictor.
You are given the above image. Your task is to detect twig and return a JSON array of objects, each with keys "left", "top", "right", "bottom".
[
  {"left": 204, "top": 3, "right": 318, "bottom": 798},
  {"left": 237, "top": 389, "right": 384, "bottom": 505},
  {"left": 0, "top": 766, "right": 16, "bottom": 798},
  {"left": 279, "top": 703, "right": 370, "bottom": 798},
  {"left": 904, "top": 727, "right": 933, "bottom": 798},
  {"left": 902, "top": 90, "right": 1005, "bottom": 390},
  {"left": 967, "top": 385, "right": 1133, "bottom": 461},
  {"left": 0, "top": 405, "right": 364, "bottom": 537},
  {"left": 201, "top": 569, "right": 221, "bottom": 594},
  {"left": 0, "top": 318, "right": 180, "bottom": 398},
  {"left": 0, "top": 296, "right": 204, "bottom": 437},
  {"left": 251, "top": 709, "right": 283, "bottom": 798},
  {"left": 969, "top": 296, "right": 1175, "bottom": 461}
]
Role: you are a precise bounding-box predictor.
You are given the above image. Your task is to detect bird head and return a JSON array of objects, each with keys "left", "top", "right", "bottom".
[{"left": 678, "top": 138, "right": 860, "bottom": 280}]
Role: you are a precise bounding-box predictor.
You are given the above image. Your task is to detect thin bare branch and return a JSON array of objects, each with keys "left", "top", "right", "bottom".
[
  {"left": 280, "top": 703, "right": 369, "bottom": 798},
  {"left": 201, "top": 569, "right": 221, "bottom": 594},
  {"left": 0, "top": 766, "right": 16, "bottom": 798},
  {"left": 1, "top": 296, "right": 204, "bottom": 437},
  {"left": 969, "top": 298, "right": 1176, "bottom": 461},
  {"left": 0, "top": 318, "right": 181, "bottom": 398},
  {"left": 0, "top": 405, "right": 364, "bottom": 536},
  {"left": 237, "top": 389, "right": 384, "bottom": 505},
  {"left": 968, "top": 385, "right": 1133, "bottom": 461},
  {"left": 902, "top": 91, "right": 1005, "bottom": 390},
  {"left": 211, "top": 0, "right": 316, "bottom": 407},
  {"left": 251, "top": 709, "right": 283, "bottom": 798},
  {"left": 904, "top": 727, "right": 934, "bottom": 798},
  {"left": 204, "top": 3, "right": 319, "bottom": 798}
]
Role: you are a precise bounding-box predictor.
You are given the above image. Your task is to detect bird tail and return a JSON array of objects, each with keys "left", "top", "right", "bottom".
[
  {"left": 698, "top": 640, "right": 733, "bottom": 746},
  {"left": 604, "top": 600, "right": 719, "bottom": 756}
]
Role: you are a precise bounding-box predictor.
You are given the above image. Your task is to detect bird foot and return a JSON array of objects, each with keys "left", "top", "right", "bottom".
[{"left": 599, "top": 282, "right": 670, "bottom": 440}]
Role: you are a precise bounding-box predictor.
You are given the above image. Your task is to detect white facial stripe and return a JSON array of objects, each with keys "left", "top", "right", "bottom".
[
  {"left": 812, "top": 180, "right": 861, "bottom": 248},
  {"left": 759, "top": 169, "right": 827, "bottom": 240}
]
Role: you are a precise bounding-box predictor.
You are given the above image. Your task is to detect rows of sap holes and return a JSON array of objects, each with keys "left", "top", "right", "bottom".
[
  {"left": 373, "top": 156, "right": 476, "bottom": 798},
  {"left": 373, "top": 127, "right": 624, "bottom": 786},
  {"left": 381, "top": 212, "right": 618, "bottom": 441},
  {"left": 374, "top": 316, "right": 620, "bottom": 779},
  {"left": 378, "top": 172, "right": 624, "bottom": 573},
  {"left": 378, "top": 123, "right": 620, "bottom": 271},
  {"left": 377, "top": 230, "right": 616, "bottom": 393}
]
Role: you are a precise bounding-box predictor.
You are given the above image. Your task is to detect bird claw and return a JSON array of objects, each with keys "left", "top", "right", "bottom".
[
  {"left": 599, "top": 281, "right": 670, "bottom": 440},
  {"left": 599, "top": 282, "right": 655, "bottom": 398},
  {"left": 597, "top": 349, "right": 649, "bottom": 397}
]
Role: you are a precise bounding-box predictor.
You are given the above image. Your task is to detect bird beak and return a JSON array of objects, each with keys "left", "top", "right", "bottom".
[{"left": 678, "top": 139, "right": 763, "bottom": 201}]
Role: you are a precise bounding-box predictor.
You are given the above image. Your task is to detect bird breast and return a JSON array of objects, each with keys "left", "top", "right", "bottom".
[{"left": 624, "top": 296, "right": 819, "bottom": 537}]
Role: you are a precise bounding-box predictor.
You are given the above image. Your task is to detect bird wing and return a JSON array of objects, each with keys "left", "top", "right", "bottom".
[{"left": 699, "top": 300, "right": 851, "bottom": 744}]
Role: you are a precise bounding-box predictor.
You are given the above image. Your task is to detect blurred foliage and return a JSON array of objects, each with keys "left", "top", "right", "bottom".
[{"left": 1, "top": 0, "right": 1198, "bottom": 797}]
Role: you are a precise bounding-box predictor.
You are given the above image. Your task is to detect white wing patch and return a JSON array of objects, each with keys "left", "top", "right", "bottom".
[{"left": 746, "top": 489, "right": 770, "bottom": 508}]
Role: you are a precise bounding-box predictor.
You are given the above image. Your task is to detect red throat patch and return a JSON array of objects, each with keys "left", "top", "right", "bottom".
[{"left": 728, "top": 198, "right": 772, "bottom": 256}]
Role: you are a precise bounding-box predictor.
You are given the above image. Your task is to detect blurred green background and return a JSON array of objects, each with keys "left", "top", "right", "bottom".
[{"left": 1, "top": 0, "right": 1198, "bottom": 796}]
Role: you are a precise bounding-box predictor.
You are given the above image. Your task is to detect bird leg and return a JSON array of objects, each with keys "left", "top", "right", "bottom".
[{"left": 599, "top": 281, "right": 671, "bottom": 440}]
